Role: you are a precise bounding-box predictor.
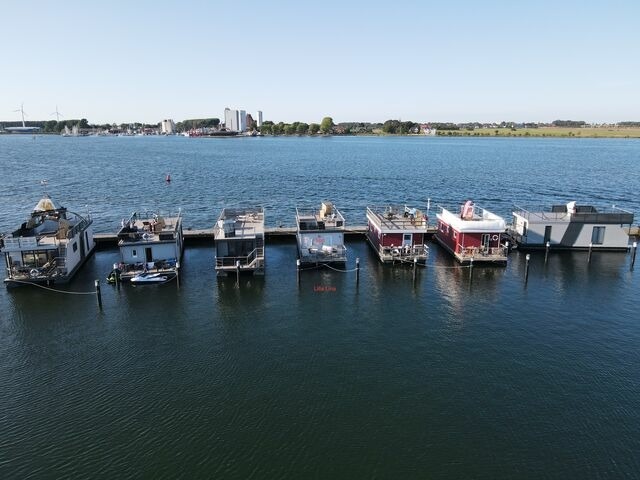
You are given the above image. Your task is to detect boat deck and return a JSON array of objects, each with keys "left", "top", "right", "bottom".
[
  {"left": 367, "top": 206, "right": 429, "bottom": 232},
  {"left": 213, "top": 208, "right": 265, "bottom": 240},
  {"left": 296, "top": 202, "right": 345, "bottom": 232},
  {"left": 117, "top": 212, "right": 182, "bottom": 245}
]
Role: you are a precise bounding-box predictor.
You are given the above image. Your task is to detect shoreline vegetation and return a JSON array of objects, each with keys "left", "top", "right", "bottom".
[{"left": 2, "top": 116, "right": 640, "bottom": 138}]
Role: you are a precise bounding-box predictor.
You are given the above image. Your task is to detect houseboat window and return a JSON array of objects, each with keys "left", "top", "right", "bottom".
[
  {"left": 22, "top": 252, "right": 36, "bottom": 266},
  {"left": 543, "top": 226, "right": 552, "bottom": 244},
  {"left": 453, "top": 231, "right": 457, "bottom": 240},
  {"left": 73, "top": 242, "right": 78, "bottom": 252},
  {"left": 591, "top": 226, "right": 605, "bottom": 245},
  {"left": 132, "top": 249, "right": 137, "bottom": 257}
]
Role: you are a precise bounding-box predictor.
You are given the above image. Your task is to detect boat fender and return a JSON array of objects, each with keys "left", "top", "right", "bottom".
[{"left": 492, "top": 234, "right": 499, "bottom": 241}]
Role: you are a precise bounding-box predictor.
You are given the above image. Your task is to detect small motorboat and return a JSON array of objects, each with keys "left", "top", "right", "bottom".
[
  {"left": 130, "top": 272, "right": 169, "bottom": 284},
  {"left": 106, "top": 266, "right": 121, "bottom": 284}
]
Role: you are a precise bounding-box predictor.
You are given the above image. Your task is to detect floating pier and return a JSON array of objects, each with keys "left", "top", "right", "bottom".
[{"left": 93, "top": 225, "right": 439, "bottom": 248}]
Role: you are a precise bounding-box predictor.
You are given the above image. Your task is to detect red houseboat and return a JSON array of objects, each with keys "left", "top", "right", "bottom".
[
  {"left": 434, "top": 201, "right": 508, "bottom": 264},
  {"left": 366, "top": 205, "right": 430, "bottom": 263}
]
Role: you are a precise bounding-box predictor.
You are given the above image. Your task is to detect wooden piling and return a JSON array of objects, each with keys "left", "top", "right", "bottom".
[
  {"left": 544, "top": 241, "right": 550, "bottom": 264},
  {"left": 524, "top": 254, "right": 530, "bottom": 284},
  {"left": 95, "top": 279, "right": 103, "bottom": 311},
  {"left": 236, "top": 260, "right": 240, "bottom": 286},
  {"left": 588, "top": 243, "right": 593, "bottom": 264},
  {"left": 296, "top": 259, "right": 301, "bottom": 286},
  {"left": 631, "top": 241, "right": 637, "bottom": 269},
  {"left": 356, "top": 257, "right": 360, "bottom": 285},
  {"left": 412, "top": 257, "right": 417, "bottom": 284}
]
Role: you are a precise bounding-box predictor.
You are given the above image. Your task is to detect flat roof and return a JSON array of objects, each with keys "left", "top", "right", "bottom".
[{"left": 214, "top": 207, "right": 264, "bottom": 240}]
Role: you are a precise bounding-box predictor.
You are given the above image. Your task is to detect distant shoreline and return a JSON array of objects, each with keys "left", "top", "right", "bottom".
[{"left": 2, "top": 126, "right": 640, "bottom": 139}]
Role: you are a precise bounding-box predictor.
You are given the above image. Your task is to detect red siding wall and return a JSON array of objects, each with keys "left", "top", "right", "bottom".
[{"left": 381, "top": 233, "right": 404, "bottom": 247}]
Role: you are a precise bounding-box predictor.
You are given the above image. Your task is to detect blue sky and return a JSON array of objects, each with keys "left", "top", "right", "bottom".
[{"left": 2, "top": 0, "right": 639, "bottom": 124}]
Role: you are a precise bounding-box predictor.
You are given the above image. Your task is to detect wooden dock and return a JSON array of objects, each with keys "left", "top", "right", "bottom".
[{"left": 94, "top": 225, "right": 439, "bottom": 248}]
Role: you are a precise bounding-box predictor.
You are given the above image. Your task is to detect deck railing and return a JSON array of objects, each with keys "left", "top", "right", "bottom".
[
  {"left": 379, "top": 244, "right": 429, "bottom": 259},
  {"left": 367, "top": 207, "right": 428, "bottom": 229},
  {"left": 215, "top": 247, "right": 264, "bottom": 269},
  {"left": 459, "top": 246, "right": 508, "bottom": 260}
]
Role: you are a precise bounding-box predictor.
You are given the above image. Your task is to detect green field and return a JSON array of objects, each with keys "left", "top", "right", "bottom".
[{"left": 440, "top": 127, "right": 640, "bottom": 138}]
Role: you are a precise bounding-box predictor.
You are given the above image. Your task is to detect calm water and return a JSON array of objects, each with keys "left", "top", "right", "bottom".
[{"left": 0, "top": 136, "right": 638, "bottom": 478}]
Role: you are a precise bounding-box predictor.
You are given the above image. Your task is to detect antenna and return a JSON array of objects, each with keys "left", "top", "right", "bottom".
[
  {"left": 50, "top": 105, "right": 63, "bottom": 122},
  {"left": 13, "top": 102, "right": 27, "bottom": 127}
]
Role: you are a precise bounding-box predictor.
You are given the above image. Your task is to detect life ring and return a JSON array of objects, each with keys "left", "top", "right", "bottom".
[
  {"left": 491, "top": 234, "right": 499, "bottom": 241},
  {"left": 142, "top": 233, "right": 152, "bottom": 240},
  {"left": 30, "top": 268, "right": 39, "bottom": 277}
]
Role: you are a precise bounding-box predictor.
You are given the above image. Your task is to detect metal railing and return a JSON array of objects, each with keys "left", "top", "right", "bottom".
[
  {"left": 458, "top": 246, "right": 508, "bottom": 259},
  {"left": 215, "top": 247, "right": 264, "bottom": 268},
  {"left": 380, "top": 244, "right": 429, "bottom": 258}
]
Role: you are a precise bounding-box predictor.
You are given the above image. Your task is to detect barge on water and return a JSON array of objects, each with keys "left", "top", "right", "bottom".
[
  {"left": 366, "top": 205, "right": 430, "bottom": 264},
  {"left": 214, "top": 207, "right": 265, "bottom": 275},
  {"left": 110, "top": 210, "right": 184, "bottom": 283},
  {"left": 434, "top": 200, "right": 508, "bottom": 265},
  {"left": 296, "top": 202, "right": 347, "bottom": 265},
  {"left": 1, "top": 195, "right": 95, "bottom": 286},
  {"left": 510, "top": 202, "right": 634, "bottom": 251}
]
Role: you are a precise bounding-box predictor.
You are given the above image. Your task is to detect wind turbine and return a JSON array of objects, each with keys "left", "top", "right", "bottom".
[
  {"left": 51, "top": 105, "right": 63, "bottom": 122},
  {"left": 13, "top": 102, "right": 27, "bottom": 127}
]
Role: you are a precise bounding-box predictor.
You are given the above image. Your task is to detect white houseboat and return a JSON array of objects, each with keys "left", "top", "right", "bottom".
[
  {"left": 214, "top": 207, "right": 265, "bottom": 275},
  {"left": 1, "top": 195, "right": 95, "bottom": 286},
  {"left": 366, "top": 205, "right": 429, "bottom": 263},
  {"left": 112, "top": 211, "right": 184, "bottom": 283},
  {"left": 510, "top": 202, "right": 634, "bottom": 251},
  {"left": 434, "top": 200, "right": 508, "bottom": 264},
  {"left": 296, "top": 202, "right": 347, "bottom": 265}
]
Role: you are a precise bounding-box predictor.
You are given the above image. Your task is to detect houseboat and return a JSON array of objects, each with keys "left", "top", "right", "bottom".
[
  {"left": 434, "top": 200, "right": 507, "bottom": 264},
  {"left": 366, "top": 205, "right": 430, "bottom": 263},
  {"left": 214, "top": 207, "right": 265, "bottom": 275},
  {"left": 111, "top": 210, "right": 184, "bottom": 283},
  {"left": 296, "top": 202, "right": 347, "bottom": 265},
  {"left": 1, "top": 195, "right": 95, "bottom": 286},
  {"left": 510, "top": 201, "right": 634, "bottom": 251}
]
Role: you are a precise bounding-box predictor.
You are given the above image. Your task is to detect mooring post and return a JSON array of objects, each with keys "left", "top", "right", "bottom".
[
  {"left": 413, "top": 257, "right": 417, "bottom": 284},
  {"left": 524, "top": 254, "right": 530, "bottom": 284},
  {"left": 469, "top": 257, "right": 474, "bottom": 286},
  {"left": 588, "top": 242, "right": 593, "bottom": 264},
  {"left": 544, "top": 241, "right": 550, "bottom": 264},
  {"left": 631, "top": 241, "right": 637, "bottom": 269},
  {"left": 296, "top": 259, "right": 301, "bottom": 286},
  {"left": 176, "top": 261, "right": 180, "bottom": 289},
  {"left": 95, "top": 279, "right": 103, "bottom": 311},
  {"left": 236, "top": 260, "right": 240, "bottom": 286},
  {"left": 356, "top": 257, "right": 360, "bottom": 285}
]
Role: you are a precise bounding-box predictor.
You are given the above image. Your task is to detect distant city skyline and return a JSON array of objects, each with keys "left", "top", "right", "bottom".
[{"left": 2, "top": 0, "right": 639, "bottom": 124}]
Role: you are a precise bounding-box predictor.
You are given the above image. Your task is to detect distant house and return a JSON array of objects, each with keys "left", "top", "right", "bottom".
[{"left": 420, "top": 124, "right": 437, "bottom": 136}]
